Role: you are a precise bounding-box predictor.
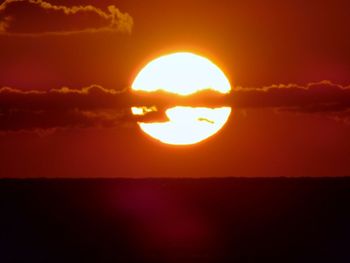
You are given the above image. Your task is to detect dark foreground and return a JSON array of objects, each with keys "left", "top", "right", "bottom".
[{"left": 1, "top": 178, "right": 349, "bottom": 263}]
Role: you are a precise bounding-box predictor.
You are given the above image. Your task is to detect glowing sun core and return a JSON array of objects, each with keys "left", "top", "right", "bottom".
[{"left": 131, "top": 52, "right": 232, "bottom": 145}]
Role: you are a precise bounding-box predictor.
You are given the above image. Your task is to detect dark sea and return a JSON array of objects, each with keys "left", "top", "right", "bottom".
[{"left": 1, "top": 178, "right": 349, "bottom": 263}]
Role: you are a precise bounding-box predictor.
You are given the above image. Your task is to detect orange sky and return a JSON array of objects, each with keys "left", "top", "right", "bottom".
[{"left": 0, "top": 0, "right": 349, "bottom": 177}]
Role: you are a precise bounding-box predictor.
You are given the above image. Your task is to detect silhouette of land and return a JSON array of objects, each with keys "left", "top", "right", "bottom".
[{"left": 1, "top": 178, "right": 349, "bottom": 263}]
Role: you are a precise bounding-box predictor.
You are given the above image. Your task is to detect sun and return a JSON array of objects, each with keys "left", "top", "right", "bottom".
[
  {"left": 132, "top": 52, "right": 231, "bottom": 95},
  {"left": 131, "top": 52, "right": 232, "bottom": 145}
]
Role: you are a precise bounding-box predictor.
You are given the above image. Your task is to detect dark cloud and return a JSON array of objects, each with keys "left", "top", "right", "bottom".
[
  {"left": 232, "top": 81, "right": 350, "bottom": 112},
  {"left": 0, "top": 108, "right": 126, "bottom": 132},
  {"left": 232, "top": 81, "right": 350, "bottom": 126},
  {"left": 0, "top": 0, "right": 133, "bottom": 35},
  {"left": 0, "top": 85, "right": 132, "bottom": 132},
  {"left": 0, "top": 81, "right": 349, "bottom": 132},
  {"left": 0, "top": 85, "right": 128, "bottom": 110}
]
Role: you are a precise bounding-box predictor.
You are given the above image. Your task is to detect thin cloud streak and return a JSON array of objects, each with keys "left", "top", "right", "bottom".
[{"left": 0, "top": 0, "right": 133, "bottom": 35}]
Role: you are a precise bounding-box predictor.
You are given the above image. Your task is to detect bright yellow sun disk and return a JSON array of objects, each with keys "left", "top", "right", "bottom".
[
  {"left": 139, "top": 107, "right": 232, "bottom": 145},
  {"left": 131, "top": 52, "right": 232, "bottom": 145},
  {"left": 132, "top": 52, "right": 231, "bottom": 96}
]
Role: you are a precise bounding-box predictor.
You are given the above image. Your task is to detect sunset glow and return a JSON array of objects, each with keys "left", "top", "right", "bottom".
[{"left": 1, "top": 2, "right": 350, "bottom": 261}]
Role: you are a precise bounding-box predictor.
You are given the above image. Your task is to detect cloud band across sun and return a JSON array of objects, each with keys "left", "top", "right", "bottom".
[{"left": 0, "top": 81, "right": 349, "bottom": 132}]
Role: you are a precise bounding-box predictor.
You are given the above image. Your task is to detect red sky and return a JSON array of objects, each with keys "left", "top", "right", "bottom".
[{"left": 0, "top": 0, "right": 349, "bottom": 177}]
